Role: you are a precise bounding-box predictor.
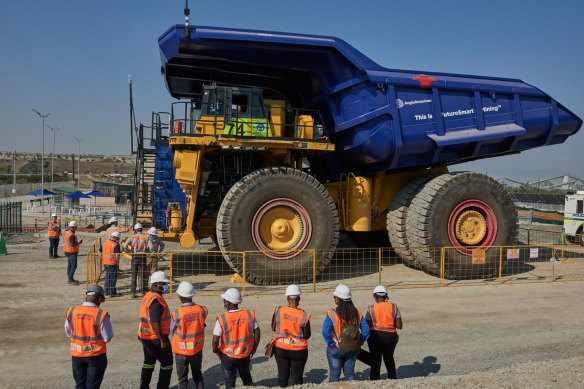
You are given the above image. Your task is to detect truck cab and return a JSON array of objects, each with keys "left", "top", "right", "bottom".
[
  {"left": 172, "top": 85, "right": 318, "bottom": 140},
  {"left": 564, "top": 191, "right": 584, "bottom": 245}
]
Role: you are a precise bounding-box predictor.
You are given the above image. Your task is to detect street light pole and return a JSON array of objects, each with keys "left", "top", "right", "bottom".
[
  {"left": 32, "top": 109, "right": 50, "bottom": 214},
  {"left": 73, "top": 136, "right": 86, "bottom": 187},
  {"left": 47, "top": 125, "right": 63, "bottom": 188}
]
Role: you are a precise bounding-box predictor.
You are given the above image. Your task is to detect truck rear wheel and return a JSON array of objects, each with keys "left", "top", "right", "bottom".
[
  {"left": 216, "top": 167, "right": 339, "bottom": 285},
  {"left": 387, "top": 174, "right": 438, "bottom": 267},
  {"left": 406, "top": 172, "right": 518, "bottom": 279}
]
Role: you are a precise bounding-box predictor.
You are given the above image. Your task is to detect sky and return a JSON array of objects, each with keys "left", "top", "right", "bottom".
[{"left": 1, "top": 0, "right": 583, "bottom": 180}]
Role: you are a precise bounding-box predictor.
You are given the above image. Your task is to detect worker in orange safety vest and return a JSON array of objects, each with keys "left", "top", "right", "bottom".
[
  {"left": 48, "top": 213, "right": 61, "bottom": 258},
  {"left": 64, "top": 220, "right": 83, "bottom": 286},
  {"left": 356, "top": 285, "right": 403, "bottom": 380},
  {"left": 170, "top": 282, "right": 208, "bottom": 389},
  {"left": 100, "top": 231, "right": 121, "bottom": 297},
  {"left": 138, "top": 271, "right": 173, "bottom": 389},
  {"left": 212, "top": 288, "right": 260, "bottom": 389},
  {"left": 65, "top": 284, "right": 113, "bottom": 388},
  {"left": 271, "top": 284, "right": 311, "bottom": 387},
  {"left": 105, "top": 216, "right": 131, "bottom": 240}
]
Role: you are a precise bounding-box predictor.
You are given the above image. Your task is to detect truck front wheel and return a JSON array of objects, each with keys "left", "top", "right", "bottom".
[{"left": 216, "top": 167, "right": 339, "bottom": 285}]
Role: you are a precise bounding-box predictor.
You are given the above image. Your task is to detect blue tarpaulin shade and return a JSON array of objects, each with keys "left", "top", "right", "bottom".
[
  {"left": 65, "top": 191, "right": 92, "bottom": 199},
  {"left": 26, "top": 189, "right": 58, "bottom": 196},
  {"left": 85, "top": 190, "right": 106, "bottom": 197}
]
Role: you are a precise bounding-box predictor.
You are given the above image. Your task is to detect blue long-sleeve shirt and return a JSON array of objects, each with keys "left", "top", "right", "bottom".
[{"left": 321, "top": 310, "right": 370, "bottom": 348}]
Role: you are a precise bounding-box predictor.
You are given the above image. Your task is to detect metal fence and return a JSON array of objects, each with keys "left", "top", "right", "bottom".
[
  {"left": 0, "top": 201, "right": 22, "bottom": 232},
  {"left": 86, "top": 238, "right": 584, "bottom": 299}
]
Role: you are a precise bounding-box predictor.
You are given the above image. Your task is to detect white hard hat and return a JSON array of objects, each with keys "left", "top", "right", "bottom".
[
  {"left": 51, "top": 213, "right": 57, "bottom": 217},
  {"left": 333, "top": 284, "right": 352, "bottom": 300},
  {"left": 69, "top": 220, "right": 78, "bottom": 227},
  {"left": 373, "top": 285, "right": 388, "bottom": 295},
  {"left": 111, "top": 231, "right": 121, "bottom": 239},
  {"left": 221, "top": 288, "right": 242, "bottom": 304},
  {"left": 148, "top": 227, "right": 158, "bottom": 236},
  {"left": 109, "top": 217, "right": 118, "bottom": 223},
  {"left": 285, "top": 284, "right": 301, "bottom": 297},
  {"left": 149, "top": 271, "right": 170, "bottom": 285},
  {"left": 177, "top": 282, "right": 195, "bottom": 298},
  {"left": 134, "top": 223, "right": 143, "bottom": 230}
]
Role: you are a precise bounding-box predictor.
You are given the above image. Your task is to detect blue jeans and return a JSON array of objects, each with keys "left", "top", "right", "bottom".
[
  {"left": 67, "top": 253, "right": 78, "bottom": 281},
  {"left": 104, "top": 265, "right": 118, "bottom": 295},
  {"left": 72, "top": 354, "right": 107, "bottom": 389},
  {"left": 49, "top": 237, "right": 59, "bottom": 256},
  {"left": 326, "top": 346, "right": 358, "bottom": 382}
]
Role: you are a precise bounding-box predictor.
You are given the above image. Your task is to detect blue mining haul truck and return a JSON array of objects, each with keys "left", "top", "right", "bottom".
[{"left": 133, "top": 23, "right": 581, "bottom": 285}]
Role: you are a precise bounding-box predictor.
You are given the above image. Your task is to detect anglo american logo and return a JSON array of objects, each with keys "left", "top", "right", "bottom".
[{"left": 396, "top": 98, "right": 432, "bottom": 109}]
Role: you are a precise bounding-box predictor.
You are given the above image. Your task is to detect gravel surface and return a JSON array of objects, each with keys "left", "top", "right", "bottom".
[{"left": 0, "top": 232, "right": 583, "bottom": 389}]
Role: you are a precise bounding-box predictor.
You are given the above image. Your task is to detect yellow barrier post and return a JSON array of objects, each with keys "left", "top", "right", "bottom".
[
  {"left": 551, "top": 246, "right": 556, "bottom": 281},
  {"left": 34, "top": 218, "right": 38, "bottom": 234},
  {"left": 242, "top": 252, "right": 246, "bottom": 296},
  {"left": 498, "top": 247, "right": 503, "bottom": 284},
  {"left": 440, "top": 248, "right": 445, "bottom": 286},
  {"left": 312, "top": 250, "right": 316, "bottom": 293},
  {"left": 169, "top": 252, "right": 173, "bottom": 295}
]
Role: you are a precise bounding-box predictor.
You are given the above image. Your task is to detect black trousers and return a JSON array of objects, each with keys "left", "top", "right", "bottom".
[
  {"left": 220, "top": 353, "right": 252, "bottom": 389},
  {"left": 131, "top": 255, "right": 148, "bottom": 293},
  {"left": 72, "top": 354, "right": 107, "bottom": 389},
  {"left": 175, "top": 351, "right": 204, "bottom": 389},
  {"left": 357, "top": 331, "right": 399, "bottom": 380},
  {"left": 140, "top": 337, "right": 174, "bottom": 389},
  {"left": 274, "top": 346, "right": 308, "bottom": 387}
]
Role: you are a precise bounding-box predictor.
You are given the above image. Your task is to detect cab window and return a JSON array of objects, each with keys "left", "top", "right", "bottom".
[
  {"left": 251, "top": 93, "right": 266, "bottom": 119},
  {"left": 206, "top": 89, "right": 225, "bottom": 116},
  {"left": 577, "top": 200, "right": 583, "bottom": 214},
  {"left": 232, "top": 94, "right": 249, "bottom": 116}
]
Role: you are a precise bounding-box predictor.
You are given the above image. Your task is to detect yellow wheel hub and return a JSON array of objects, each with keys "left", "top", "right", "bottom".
[
  {"left": 258, "top": 206, "right": 303, "bottom": 250},
  {"left": 455, "top": 210, "right": 487, "bottom": 245}
]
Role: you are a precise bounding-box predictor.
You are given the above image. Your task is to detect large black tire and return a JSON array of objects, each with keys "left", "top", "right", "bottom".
[
  {"left": 216, "top": 167, "right": 339, "bottom": 285},
  {"left": 406, "top": 172, "right": 518, "bottom": 279},
  {"left": 387, "top": 174, "right": 438, "bottom": 267}
]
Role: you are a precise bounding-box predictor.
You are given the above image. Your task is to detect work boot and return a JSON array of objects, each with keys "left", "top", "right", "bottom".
[
  {"left": 49, "top": 255, "right": 55, "bottom": 259},
  {"left": 67, "top": 280, "right": 80, "bottom": 286},
  {"left": 131, "top": 290, "right": 137, "bottom": 298}
]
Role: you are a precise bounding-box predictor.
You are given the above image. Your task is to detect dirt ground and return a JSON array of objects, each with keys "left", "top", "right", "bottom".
[{"left": 0, "top": 232, "right": 583, "bottom": 389}]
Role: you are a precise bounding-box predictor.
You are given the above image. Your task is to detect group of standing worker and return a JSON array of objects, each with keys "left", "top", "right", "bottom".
[
  {"left": 66, "top": 273, "right": 402, "bottom": 388},
  {"left": 101, "top": 219, "right": 166, "bottom": 298}
]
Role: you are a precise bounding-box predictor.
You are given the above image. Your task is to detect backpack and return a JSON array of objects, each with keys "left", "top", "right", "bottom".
[{"left": 339, "top": 324, "right": 360, "bottom": 354}]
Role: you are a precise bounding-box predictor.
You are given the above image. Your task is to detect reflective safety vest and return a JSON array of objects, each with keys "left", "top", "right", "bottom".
[
  {"left": 139, "top": 291, "right": 171, "bottom": 340},
  {"left": 367, "top": 302, "right": 398, "bottom": 333},
  {"left": 67, "top": 305, "right": 108, "bottom": 357},
  {"left": 218, "top": 309, "right": 256, "bottom": 359},
  {"left": 64, "top": 230, "right": 79, "bottom": 254},
  {"left": 126, "top": 233, "right": 148, "bottom": 253},
  {"left": 326, "top": 308, "right": 363, "bottom": 348},
  {"left": 101, "top": 239, "right": 120, "bottom": 266},
  {"left": 273, "top": 306, "right": 310, "bottom": 350},
  {"left": 171, "top": 304, "right": 208, "bottom": 355},
  {"left": 48, "top": 221, "right": 61, "bottom": 237}
]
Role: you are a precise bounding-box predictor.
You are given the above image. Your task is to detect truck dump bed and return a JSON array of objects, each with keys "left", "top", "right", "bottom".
[{"left": 159, "top": 25, "right": 582, "bottom": 179}]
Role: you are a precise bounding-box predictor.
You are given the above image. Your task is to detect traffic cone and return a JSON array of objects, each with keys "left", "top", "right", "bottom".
[{"left": 0, "top": 232, "right": 7, "bottom": 255}]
